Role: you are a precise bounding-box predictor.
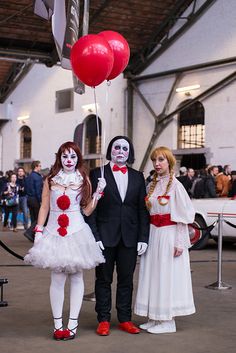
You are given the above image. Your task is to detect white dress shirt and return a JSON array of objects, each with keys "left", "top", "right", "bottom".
[{"left": 110, "top": 162, "right": 128, "bottom": 202}]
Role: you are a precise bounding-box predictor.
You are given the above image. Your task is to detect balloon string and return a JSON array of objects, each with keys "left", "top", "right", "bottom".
[{"left": 93, "top": 87, "right": 104, "bottom": 178}]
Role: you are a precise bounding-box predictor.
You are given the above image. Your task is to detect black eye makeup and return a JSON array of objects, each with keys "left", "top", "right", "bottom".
[{"left": 114, "top": 145, "right": 121, "bottom": 150}]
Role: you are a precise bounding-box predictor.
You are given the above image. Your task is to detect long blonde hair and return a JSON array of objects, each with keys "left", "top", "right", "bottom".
[{"left": 145, "top": 146, "right": 176, "bottom": 209}]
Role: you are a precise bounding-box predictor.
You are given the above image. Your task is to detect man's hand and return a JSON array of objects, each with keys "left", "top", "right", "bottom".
[
  {"left": 137, "top": 242, "right": 148, "bottom": 255},
  {"left": 96, "top": 177, "right": 106, "bottom": 193},
  {"left": 97, "top": 241, "right": 105, "bottom": 250}
]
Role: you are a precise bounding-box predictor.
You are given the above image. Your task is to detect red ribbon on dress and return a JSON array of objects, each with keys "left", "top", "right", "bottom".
[
  {"left": 150, "top": 213, "right": 177, "bottom": 228},
  {"left": 157, "top": 195, "right": 170, "bottom": 200},
  {"left": 112, "top": 164, "right": 127, "bottom": 174}
]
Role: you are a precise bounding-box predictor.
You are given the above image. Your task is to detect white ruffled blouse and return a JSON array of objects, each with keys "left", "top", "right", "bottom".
[{"left": 148, "top": 174, "right": 195, "bottom": 249}]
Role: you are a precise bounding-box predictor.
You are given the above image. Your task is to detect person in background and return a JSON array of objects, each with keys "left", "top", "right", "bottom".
[
  {"left": 17, "top": 167, "right": 28, "bottom": 230},
  {"left": 25, "top": 161, "right": 43, "bottom": 225},
  {"left": 186, "top": 168, "right": 195, "bottom": 197},
  {"left": 188, "top": 168, "right": 195, "bottom": 180},
  {"left": 228, "top": 170, "right": 236, "bottom": 198},
  {"left": 145, "top": 169, "right": 155, "bottom": 186},
  {"left": 2, "top": 173, "right": 19, "bottom": 232},
  {"left": 204, "top": 165, "right": 219, "bottom": 198},
  {"left": 135, "top": 146, "right": 195, "bottom": 334},
  {"left": 0, "top": 171, "right": 7, "bottom": 220},
  {"left": 216, "top": 165, "right": 230, "bottom": 197},
  {"left": 177, "top": 166, "right": 192, "bottom": 196},
  {"left": 0, "top": 170, "right": 7, "bottom": 195},
  {"left": 205, "top": 165, "right": 218, "bottom": 198},
  {"left": 24, "top": 141, "right": 106, "bottom": 340},
  {"left": 224, "top": 164, "right": 231, "bottom": 177}
]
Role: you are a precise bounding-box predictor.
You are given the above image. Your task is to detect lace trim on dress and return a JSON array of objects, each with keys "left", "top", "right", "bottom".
[
  {"left": 175, "top": 223, "right": 191, "bottom": 249},
  {"left": 51, "top": 169, "right": 83, "bottom": 188}
]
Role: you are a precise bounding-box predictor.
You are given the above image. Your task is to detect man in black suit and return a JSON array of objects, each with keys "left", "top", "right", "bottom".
[{"left": 86, "top": 136, "right": 149, "bottom": 336}]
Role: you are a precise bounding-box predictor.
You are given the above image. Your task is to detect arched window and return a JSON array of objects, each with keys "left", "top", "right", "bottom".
[
  {"left": 83, "top": 114, "right": 102, "bottom": 169},
  {"left": 178, "top": 100, "right": 205, "bottom": 149},
  {"left": 20, "top": 126, "right": 31, "bottom": 159}
]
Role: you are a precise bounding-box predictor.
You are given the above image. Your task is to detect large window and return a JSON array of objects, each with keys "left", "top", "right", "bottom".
[
  {"left": 178, "top": 101, "right": 205, "bottom": 149},
  {"left": 83, "top": 114, "right": 102, "bottom": 170},
  {"left": 20, "top": 126, "right": 31, "bottom": 159}
]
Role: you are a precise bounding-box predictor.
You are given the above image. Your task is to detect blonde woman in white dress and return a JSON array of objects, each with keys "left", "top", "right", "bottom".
[{"left": 134, "top": 146, "right": 195, "bottom": 334}]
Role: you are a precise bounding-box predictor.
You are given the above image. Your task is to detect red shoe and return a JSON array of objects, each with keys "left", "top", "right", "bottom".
[
  {"left": 96, "top": 321, "right": 110, "bottom": 336},
  {"left": 53, "top": 328, "right": 65, "bottom": 340},
  {"left": 118, "top": 321, "right": 140, "bottom": 334}
]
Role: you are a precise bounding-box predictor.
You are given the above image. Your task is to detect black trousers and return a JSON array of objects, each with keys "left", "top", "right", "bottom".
[
  {"left": 3, "top": 205, "right": 18, "bottom": 228},
  {"left": 95, "top": 239, "right": 137, "bottom": 323},
  {"left": 27, "top": 197, "right": 40, "bottom": 224}
]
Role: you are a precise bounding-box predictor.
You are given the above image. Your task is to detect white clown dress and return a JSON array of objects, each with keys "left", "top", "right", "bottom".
[
  {"left": 24, "top": 170, "right": 105, "bottom": 273},
  {"left": 134, "top": 175, "right": 196, "bottom": 321}
]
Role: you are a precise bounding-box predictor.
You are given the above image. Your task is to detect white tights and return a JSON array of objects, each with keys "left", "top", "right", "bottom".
[{"left": 50, "top": 271, "right": 84, "bottom": 332}]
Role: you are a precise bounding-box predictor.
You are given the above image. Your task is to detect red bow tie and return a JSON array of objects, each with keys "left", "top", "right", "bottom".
[{"left": 112, "top": 165, "right": 127, "bottom": 174}]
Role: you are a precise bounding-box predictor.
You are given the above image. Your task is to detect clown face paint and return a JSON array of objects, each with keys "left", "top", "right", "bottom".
[
  {"left": 111, "top": 139, "right": 130, "bottom": 166},
  {"left": 61, "top": 148, "right": 78, "bottom": 173}
]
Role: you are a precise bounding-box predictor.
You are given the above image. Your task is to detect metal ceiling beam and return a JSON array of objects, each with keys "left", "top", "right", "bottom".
[
  {"left": 0, "top": 48, "right": 54, "bottom": 66},
  {"left": 159, "top": 70, "right": 236, "bottom": 125},
  {"left": 131, "top": 74, "right": 182, "bottom": 171},
  {"left": 0, "top": 62, "right": 32, "bottom": 103},
  {"left": 128, "top": 0, "right": 216, "bottom": 75},
  {"left": 133, "top": 69, "right": 236, "bottom": 171},
  {"left": 130, "top": 56, "right": 236, "bottom": 82},
  {"left": 0, "top": 47, "right": 56, "bottom": 102}
]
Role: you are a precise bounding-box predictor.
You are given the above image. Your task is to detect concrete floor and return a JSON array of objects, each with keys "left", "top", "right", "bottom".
[{"left": 0, "top": 230, "right": 236, "bottom": 353}]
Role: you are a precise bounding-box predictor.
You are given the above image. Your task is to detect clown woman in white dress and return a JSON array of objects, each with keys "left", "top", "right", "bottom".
[
  {"left": 24, "top": 141, "right": 106, "bottom": 340},
  {"left": 134, "top": 146, "right": 195, "bottom": 334}
]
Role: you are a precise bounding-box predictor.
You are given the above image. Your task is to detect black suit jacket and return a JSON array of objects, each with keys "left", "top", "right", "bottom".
[{"left": 86, "top": 163, "right": 150, "bottom": 247}]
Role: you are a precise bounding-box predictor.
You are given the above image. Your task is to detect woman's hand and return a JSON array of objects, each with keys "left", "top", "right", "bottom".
[
  {"left": 33, "top": 225, "right": 44, "bottom": 244},
  {"left": 174, "top": 247, "right": 183, "bottom": 257}
]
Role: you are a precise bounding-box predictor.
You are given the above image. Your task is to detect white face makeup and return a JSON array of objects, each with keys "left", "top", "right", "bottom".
[
  {"left": 111, "top": 139, "right": 130, "bottom": 166},
  {"left": 61, "top": 148, "right": 78, "bottom": 173}
]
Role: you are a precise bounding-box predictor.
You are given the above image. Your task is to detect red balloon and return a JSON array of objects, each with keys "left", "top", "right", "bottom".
[
  {"left": 71, "top": 34, "right": 114, "bottom": 87},
  {"left": 99, "top": 31, "right": 130, "bottom": 80}
]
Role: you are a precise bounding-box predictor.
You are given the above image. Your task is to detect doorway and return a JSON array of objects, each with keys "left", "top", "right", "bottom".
[{"left": 181, "top": 153, "right": 206, "bottom": 170}]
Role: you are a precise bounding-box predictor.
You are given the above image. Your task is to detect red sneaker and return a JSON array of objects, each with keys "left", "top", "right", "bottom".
[
  {"left": 96, "top": 321, "right": 110, "bottom": 336},
  {"left": 118, "top": 321, "right": 140, "bottom": 334}
]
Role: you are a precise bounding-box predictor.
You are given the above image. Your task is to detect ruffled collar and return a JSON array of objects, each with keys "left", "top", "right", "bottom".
[
  {"left": 51, "top": 169, "right": 83, "bottom": 187},
  {"left": 157, "top": 173, "right": 170, "bottom": 182}
]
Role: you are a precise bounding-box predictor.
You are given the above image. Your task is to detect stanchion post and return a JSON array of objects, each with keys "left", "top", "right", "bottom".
[
  {"left": 205, "top": 213, "right": 232, "bottom": 290},
  {"left": 0, "top": 278, "right": 8, "bottom": 307}
]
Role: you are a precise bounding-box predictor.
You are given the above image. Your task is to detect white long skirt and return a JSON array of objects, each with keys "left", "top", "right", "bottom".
[{"left": 134, "top": 224, "right": 195, "bottom": 320}]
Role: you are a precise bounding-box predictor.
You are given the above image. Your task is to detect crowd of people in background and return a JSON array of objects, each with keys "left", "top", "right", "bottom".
[
  {"left": 1, "top": 160, "right": 236, "bottom": 232},
  {"left": 0, "top": 161, "right": 43, "bottom": 232},
  {"left": 176, "top": 164, "right": 236, "bottom": 199},
  {"left": 146, "top": 163, "right": 236, "bottom": 200}
]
